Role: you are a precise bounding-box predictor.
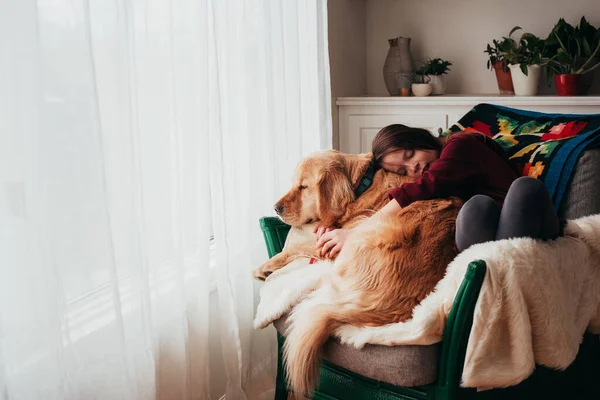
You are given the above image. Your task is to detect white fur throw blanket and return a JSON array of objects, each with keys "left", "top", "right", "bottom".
[{"left": 254, "top": 214, "right": 600, "bottom": 389}]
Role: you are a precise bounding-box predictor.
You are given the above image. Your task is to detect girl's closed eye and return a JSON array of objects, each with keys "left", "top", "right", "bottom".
[{"left": 405, "top": 149, "right": 414, "bottom": 159}]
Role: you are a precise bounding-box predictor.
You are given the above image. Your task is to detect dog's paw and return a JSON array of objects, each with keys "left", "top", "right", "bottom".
[
  {"left": 252, "top": 262, "right": 276, "bottom": 281},
  {"left": 335, "top": 325, "right": 370, "bottom": 349}
]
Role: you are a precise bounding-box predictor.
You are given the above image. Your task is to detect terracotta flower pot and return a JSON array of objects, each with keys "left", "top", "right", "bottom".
[
  {"left": 554, "top": 74, "right": 581, "bottom": 96},
  {"left": 493, "top": 61, "right": 514, "bottom": 95}
]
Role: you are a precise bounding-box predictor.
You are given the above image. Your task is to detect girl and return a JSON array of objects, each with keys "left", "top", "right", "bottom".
[{"left": 316, "top": 124, "right": 561, "bottom": 258}]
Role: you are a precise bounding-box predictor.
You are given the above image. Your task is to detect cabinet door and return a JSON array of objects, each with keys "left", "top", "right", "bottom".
[{"left": 341, "top": 114, "right": 447, "bottom": 154}]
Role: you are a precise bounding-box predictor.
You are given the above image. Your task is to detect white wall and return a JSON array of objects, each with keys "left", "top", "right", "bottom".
[
  {"left": 328, "top": 0, "right": 367, "bottom": 149},
  {"left": 366, "top": 0, "right": 600, "bottom": 95}
]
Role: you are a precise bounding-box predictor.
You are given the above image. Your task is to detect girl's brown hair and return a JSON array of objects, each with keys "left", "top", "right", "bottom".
[{"left": 371, "top": 124, "right": 443, "bottom": 164}]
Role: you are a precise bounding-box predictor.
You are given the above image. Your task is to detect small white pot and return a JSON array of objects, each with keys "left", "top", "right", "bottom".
[
  {"left": 426, "top": 75, "right": 445, "bottom": 95},
  {"left": 411, "top": 83, "right": 433, "bottom": 97},
  {"left": 509, "top": 64, "right": 541, "bottom": 96}
]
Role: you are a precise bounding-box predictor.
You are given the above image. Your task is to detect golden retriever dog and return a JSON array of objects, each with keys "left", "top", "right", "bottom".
[
  {"left": 253, "top": 149, "right": 409, "bottom": 280},
  {"left": 252, "top": 150, "right": 462, "bottom": 396}
]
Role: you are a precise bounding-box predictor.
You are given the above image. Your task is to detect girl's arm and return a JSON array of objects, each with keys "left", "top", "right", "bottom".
[
  {"left": 316, "top": 198, "right": 401, "bottom": 258},
  {"left": 390, "top": 135, "right": 484, "bottom": 207},
  {"left": 317, "top": 134, "right": 491, "bottom": 258}
]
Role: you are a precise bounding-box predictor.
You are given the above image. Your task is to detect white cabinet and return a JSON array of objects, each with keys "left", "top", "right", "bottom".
[
  {"left": 344, "top": 114, "right": 447, "bottom": 153},
  {"left": 337, "top": 96, "right": 600, "bottom": 153}
]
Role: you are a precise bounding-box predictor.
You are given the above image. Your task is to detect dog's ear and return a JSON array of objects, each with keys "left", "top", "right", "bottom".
[
  {"left": 344, "top": 153, "right": 374, "bottom": 188},
  {"left": 317, "top": 163, "right": 354, "bottom": 226}
]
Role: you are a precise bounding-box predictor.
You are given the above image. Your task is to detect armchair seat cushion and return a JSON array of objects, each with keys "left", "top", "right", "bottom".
[
  {"left": 274, "top": 314, "right": 439, "bottom": 387},
  {"left": 559, "top": 149, "right": 600, "bottom": 219}
]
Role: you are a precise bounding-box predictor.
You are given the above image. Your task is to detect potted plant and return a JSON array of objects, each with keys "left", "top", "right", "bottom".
[
  {"left": 412, "top": 69, "right": 432, "bottom": 97},
  {"left": 501, "top": 27, "right": 545, "bottom": 96},
  {"left": 418, "top": 58, "right": 452, "bottom": 95},
  {"left": 485, "top": 37, "right": 515, "bottom": 94},
  {"left": 544, "top": 17, "right": 600, "bottom": 95}
]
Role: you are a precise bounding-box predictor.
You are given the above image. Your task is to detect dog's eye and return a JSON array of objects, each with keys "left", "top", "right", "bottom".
[{"left": 299, "top": 185, "right": 308, "bottom": 190}]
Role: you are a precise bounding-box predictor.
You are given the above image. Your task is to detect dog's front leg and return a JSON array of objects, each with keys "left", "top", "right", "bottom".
[
  {"left": 252, "top": 250, "right": 297, "bottom": 281},
  {"left": 252, "top": 243, "right": 318, "bottom": 281}
]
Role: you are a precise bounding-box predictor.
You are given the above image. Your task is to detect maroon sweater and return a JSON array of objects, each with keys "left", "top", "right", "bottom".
[{"left": 389, "top": 133, "right": 522, "bottom": 207}]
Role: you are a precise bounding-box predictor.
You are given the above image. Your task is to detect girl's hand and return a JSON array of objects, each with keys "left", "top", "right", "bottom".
[
  {"left": 313, "top": 224, "right": 334, "bottom": 240},
  {"left": 316, "top": 229, "right": 351, "bottom": 259}
]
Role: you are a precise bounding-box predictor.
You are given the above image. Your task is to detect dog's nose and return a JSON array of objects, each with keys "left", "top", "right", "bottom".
[{"left": 274, "top": 203, "right": 284, "bottom": 215}]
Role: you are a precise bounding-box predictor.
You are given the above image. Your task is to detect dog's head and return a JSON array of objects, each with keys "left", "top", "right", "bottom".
[{"left": 274, "top": 150, "right": 371, "bottom": 227}]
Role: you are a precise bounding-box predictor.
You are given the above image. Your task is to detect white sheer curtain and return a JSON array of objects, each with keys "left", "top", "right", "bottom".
[{"left": 0, "top": 0, "right": 331, "bottom": 399}]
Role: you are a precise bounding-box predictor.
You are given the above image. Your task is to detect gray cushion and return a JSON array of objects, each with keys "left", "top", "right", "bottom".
[
  {"left": 559, "top": 149, "right": 600, "bottom": 219},
  {"left": 274, "top": 314, "right": 438, "bottom": 387}
]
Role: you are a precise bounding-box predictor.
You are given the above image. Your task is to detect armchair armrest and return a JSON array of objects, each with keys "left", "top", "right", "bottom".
[
  {"left": 259, "top": 217, "right": 291, "bottom": 258},
  {"left": 435, "top": 260, "right": 487, "bottom": 399}
]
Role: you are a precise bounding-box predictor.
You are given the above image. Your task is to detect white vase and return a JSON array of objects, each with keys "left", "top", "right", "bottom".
[
  {"left": 426, "top": 75, "right": 445, "bottom": 95},
  {"left": 411, "top": 83, "right": 433, "bottom": 97},
  {"left": 509, "top": 64, "right": 541, "bottom": 96}
]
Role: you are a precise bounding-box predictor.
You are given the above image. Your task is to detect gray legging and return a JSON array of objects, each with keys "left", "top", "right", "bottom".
[{"left": 455, "top": 176, "right": 561, "bottom": 252}]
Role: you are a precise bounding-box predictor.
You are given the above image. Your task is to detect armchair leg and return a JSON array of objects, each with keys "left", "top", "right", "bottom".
[{"left": 275, "top": 333, "right": 288, "bottom": 400}]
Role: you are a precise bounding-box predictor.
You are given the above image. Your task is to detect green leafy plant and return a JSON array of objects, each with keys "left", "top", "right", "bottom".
[
  {"left": 501, "top": 27, "right": 546, "bottom": 76},
  {"left": 544, "top": 17, "right": 600, "bottom": 77},
  {"left": 418, "top": 57, "right": 452, "bottom": 76},
  {"left": 414, "top": 67, "right": 431, "bottom": 84},
  {"left": 485, "top": 36, "right": 516, "bottom": 72}
]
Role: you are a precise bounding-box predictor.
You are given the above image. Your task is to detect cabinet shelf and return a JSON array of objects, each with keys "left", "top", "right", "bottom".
[
  {"left": 337, "top": 95, "right": 600, "bottom": 153},
  {"left": 337, "top": 95, "right": 600, "bottom": 107}
]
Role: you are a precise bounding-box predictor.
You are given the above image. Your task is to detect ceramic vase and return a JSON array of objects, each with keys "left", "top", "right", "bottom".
[
  {"left": 411, "top": 83, "right": 433, "bottom": 97},
  {"left": 509, "top": 64, "right": 541, "bottom": 96},
  {"left": 555, "top": 74, "right": 580, "bottom": 96},
  {"left": 577, "top": 57, "right": 598, "bottom": 94},
  {"left": 426, "top": 75, "right": 445, "bottom": 95},
  {"left": 383, "top": 37, "right": 414, "bottom": 96}
]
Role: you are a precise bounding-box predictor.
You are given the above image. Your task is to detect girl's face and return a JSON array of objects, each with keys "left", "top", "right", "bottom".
[{"left": 379, "top": 149, "right": 439, "bottom": 178}]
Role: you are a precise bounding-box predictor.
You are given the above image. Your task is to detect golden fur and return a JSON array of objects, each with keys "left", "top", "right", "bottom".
[
  {"left": 252, "top": 150, "right": 462, "bottom": 395},
  {"left": 253, "top": 150, "right": 408, "bottom": 280}
]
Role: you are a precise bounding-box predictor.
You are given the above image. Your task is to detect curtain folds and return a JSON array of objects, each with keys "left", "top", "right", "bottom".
[{"left": 0, "top": 0, "right": 330, "bottom": 399}]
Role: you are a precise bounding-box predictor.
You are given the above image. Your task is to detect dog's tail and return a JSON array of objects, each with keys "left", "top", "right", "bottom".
[
  {"left": 283, "top": 288, "right": 362, "bottom": 396},
  {"left": 283, "top": 302, "right": 341, "bottom": 396}
]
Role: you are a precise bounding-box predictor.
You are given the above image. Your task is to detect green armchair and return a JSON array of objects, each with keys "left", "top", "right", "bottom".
[{"left": 259, "top": 214, "right": 600, "bottom": 400}]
